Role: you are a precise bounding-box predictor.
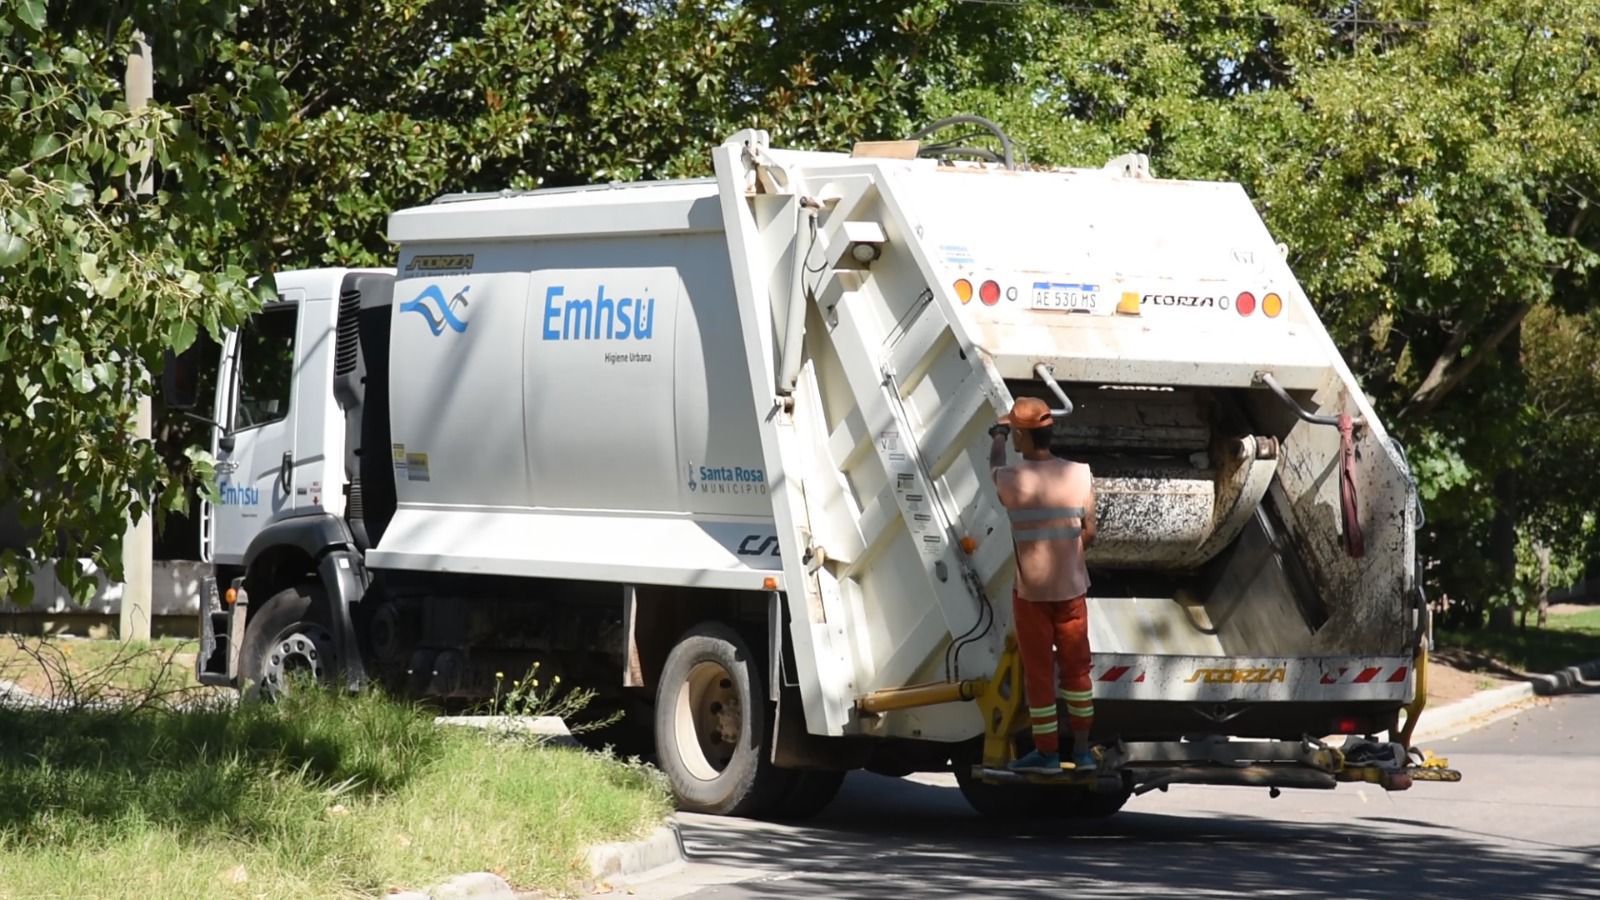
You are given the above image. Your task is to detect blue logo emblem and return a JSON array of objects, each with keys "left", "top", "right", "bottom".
[{"left": 401, "top": 284, "right": 470, "bottom": 335}]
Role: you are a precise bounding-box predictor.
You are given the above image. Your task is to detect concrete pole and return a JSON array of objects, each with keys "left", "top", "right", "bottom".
[{"left": 119, "top": 32, "right": 154, "bottom": 642}]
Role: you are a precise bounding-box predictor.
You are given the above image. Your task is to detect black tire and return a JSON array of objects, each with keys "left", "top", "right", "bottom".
[
  {"left": 770, "top": 769, "right": 846, "bottom": 820},
  {"left": 953, "top": 764, "right": 1048, "bottom": 819},
  {"left": 653, "top": 622, "right": 787, "bottom": 816},
  {"left": 1061, "top": 785, "right": 1131, "bottom": 818},
  {"left": 238, "top": 583, "right": 339, "bottom": 699}
]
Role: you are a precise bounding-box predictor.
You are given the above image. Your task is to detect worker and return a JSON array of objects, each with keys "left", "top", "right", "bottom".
[{"left": 989, "top": 396, "right": 1097, "bottom": 774}]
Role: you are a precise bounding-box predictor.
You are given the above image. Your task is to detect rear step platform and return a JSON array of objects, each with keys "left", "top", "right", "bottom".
[{"left": 972, "top": 739, "right": 1462, "bottom": 793}]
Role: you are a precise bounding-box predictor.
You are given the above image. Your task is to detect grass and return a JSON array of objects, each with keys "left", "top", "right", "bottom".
[
  {"left": 0, "top": 687, "right": 671, "bottom": 898},
  {"left": 1434, "top": 609, "right": 1600, "bottom": 676}
]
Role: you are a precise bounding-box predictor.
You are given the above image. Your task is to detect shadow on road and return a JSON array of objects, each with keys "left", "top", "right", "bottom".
[{"left": 678, "top": 774, "right": 1599, "bottom": 899}]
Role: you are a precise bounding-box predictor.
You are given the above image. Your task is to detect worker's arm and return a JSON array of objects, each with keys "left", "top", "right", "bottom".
[
  {"left": 1081, "top": 477, "right": 1097, "bottom": 549},
  {"left": 988, "top": 425, "right": 1009, "bottom": 475}
]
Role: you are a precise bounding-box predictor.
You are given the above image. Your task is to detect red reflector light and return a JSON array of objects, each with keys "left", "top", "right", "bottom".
[
  {"left": 979, "top": 280, "right": 1001, "bottom": 305},
  {"left": 1235, "top": 291, "right": 1256, "bottom": 316},
  {"left": 1334, "top": 717, "right": 1362, "bottom": 735}
]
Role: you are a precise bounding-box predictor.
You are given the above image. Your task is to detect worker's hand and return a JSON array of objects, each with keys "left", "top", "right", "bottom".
[{"left": 988, "top": 424, "right": 1011, "bottom": 439}]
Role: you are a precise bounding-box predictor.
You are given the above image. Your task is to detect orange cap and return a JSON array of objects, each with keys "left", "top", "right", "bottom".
[{"left": 999, "top": 396, "right": 1053, "bottom": 429}]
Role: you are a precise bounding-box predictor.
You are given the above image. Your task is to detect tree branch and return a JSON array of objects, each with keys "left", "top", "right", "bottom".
[{"left": 1400, "top": 303, "right": 1532, "bottom": 420}]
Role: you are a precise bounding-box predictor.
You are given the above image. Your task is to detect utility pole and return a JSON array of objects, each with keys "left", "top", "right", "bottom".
[{"left": 119, "top": 32, "right": 154, "bottom": 642}]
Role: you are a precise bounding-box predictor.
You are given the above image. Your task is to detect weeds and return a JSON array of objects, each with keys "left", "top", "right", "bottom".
[
  {"left": 488, "top": 660, "right": 625, "bottom": 738},
  {"left": 0, "top": 634, "right": 204, "bottom": 710}
]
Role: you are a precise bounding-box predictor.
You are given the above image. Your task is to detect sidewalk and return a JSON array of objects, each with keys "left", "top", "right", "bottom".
[{"left": 1411, "top": 655, "right": 1600, "bottom": 743}]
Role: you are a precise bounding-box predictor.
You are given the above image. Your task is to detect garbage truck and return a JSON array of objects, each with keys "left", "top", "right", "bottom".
[{"left": 167, "top": 121, "right": 1460, "bottom": 819}]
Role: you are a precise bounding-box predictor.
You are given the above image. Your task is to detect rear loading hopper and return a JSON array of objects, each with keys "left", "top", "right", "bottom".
[{"left": 713, "top": 131, "right": 1428, "bottom": 754}]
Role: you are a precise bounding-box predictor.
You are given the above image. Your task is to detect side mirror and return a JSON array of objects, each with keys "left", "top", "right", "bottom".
[{"left": 162, "top": 346, "right": 201, "bottom": 410}]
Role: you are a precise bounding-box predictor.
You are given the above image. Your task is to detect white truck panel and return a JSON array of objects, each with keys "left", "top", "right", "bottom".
[
  {"left": 373, "top": 222, "right": 782, "bottom": 589},
  {"left": 367, "top": 509, "right": 781, "bottom": 590}
]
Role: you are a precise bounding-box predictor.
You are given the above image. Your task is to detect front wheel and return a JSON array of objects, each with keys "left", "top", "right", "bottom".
[
  {"left": 238, "top": 584, "right": 339, "bottom": 700},
  {"left": 653, "top": 622, "right": 788, "bottom": 816}
]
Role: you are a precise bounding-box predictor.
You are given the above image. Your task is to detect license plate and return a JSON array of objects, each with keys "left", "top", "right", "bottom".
[{"left": 1030, "top": 282, "right": 1099, "bottom": 312}]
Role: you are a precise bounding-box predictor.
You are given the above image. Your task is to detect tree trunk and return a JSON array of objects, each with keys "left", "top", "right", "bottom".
[
  {"left": 1536, "top": 542, "right": 1551, "bottom": 629},
  {"left": 1487, "top": 322, "right": 1523, "bottom": 633}
]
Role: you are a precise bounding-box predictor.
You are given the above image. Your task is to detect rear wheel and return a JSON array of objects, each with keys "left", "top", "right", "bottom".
[
  {"left": 238, "top": 584, "right": 339, "bottom": 700},
  {"left": 1047, "top": 784, "right": 1132, "bottom": 819},
  {"left": 770, "top": 769, "right": 847, "bottom": 820},
  {"left": 653, "top": 623, "right": 788, "bottom": 816},
  {"left": 953, "top": 764, "right": 1048, "bottom": 818}
]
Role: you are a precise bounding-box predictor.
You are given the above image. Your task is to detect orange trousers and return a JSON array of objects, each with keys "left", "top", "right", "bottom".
[{"left": 1012, "top": 591, "right": 1094, "bottom": 755}]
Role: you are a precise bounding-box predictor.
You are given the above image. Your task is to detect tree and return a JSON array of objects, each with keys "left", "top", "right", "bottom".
[{"left": 0, "top": 2, "right": 281, "bottom": 602}]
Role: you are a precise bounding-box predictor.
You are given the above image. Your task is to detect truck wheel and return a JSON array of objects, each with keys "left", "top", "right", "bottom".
[
  {"left": 238, "top": 584, "right": 339, "bottom": 700},
  {"left": 770, "top": 769, "right": 846, "bottom": 820},
  {"left": 1059, "top": 785, "right": 1131, "bottom": 818},
  {"left": 953, "top": 765, "right": 1046, "bottom": 819},
  {"left": 654, "top": 623, "right": 786, "bottom": 816}
]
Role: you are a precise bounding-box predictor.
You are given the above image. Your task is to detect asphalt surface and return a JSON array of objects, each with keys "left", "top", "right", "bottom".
[{"left": 636, "top": 691, "right": 1600, "bottom": 899}]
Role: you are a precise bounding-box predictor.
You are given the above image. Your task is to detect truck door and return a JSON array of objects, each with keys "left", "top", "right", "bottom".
[{"left": 211, "top": 298, "right": 301, "bottom": 565}]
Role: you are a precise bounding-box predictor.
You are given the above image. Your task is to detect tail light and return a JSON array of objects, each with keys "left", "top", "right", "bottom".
[
  {"left": 979, "top": 280, "right": 1001, "bottom": 306},
  {"left": 1235, "top": 291, "right": 1256, "bottom": 316}
]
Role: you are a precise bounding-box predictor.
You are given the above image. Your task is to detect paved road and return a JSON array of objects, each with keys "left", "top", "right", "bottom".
[{"left": 636, "top": 691, "right": 1600, "bottom": 899}]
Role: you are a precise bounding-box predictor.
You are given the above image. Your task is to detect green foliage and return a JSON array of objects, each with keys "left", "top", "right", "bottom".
[
  {"left": 7, "top": 0, "right": 1600, "bottom": 626},
  {"left": 0, "top": 3, "right": 276, "bottom": 602}
]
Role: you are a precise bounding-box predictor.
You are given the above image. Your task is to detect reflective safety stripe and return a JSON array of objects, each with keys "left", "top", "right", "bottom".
[
  {"left": 1013, "top": 525, "right": 1082, "bottom": 542},
  {"left": 1065, "top": 704, "right": 1094, "bottom": 718},
  {"left": 1031, "top": 720, "right": 1059, "bottom": 734},
  {"left": 1009, "top": 507, "right": 1085, "bottom": 523},
  {"left": 1057, "top": 689, "right": 1094, "bottom": 702},
  {"left": 1028, "top": 704, "right": 1056, "bottom": 718}
]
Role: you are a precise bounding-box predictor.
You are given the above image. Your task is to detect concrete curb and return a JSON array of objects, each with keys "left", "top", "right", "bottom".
[
  {"left": 388, "top": 871, "right": 524, "bottom": 900},
  {"left": 433, "top": 715, "right": 580, "bottom": 748},
  {"left": 584, "top": 819, "right": 686, "bottom": 885},
  {"left": 386, "top": 820, "right": 683, "bottom": 899},
  {"left": 1528, "top": 656, "right": 1600, "bottom": 695},
  {"left": 1412, "top": 654, "right": 1600, "bottom": 743}
]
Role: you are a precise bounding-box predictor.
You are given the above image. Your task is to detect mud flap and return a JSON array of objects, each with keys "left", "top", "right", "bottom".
[{"left": 317, "top": 550, "right": 370, "bottom": 690}]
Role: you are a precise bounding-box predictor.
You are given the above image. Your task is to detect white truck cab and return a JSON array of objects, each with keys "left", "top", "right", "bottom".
[{"left": 204, "top": 269, "right": 392, "bottom": 564}]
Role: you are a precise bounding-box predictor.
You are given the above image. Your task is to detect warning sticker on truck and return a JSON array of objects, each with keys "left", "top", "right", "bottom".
[
  {"left": 405, "top": 452, "right": 431, "bottom": 482},
  {"left": 391, "top": 444, "right": 431, "bottom": 482}
]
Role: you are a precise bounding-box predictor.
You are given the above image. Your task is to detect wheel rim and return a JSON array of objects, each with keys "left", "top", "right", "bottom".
[
  {"left": 261, "top": 623, "right": 336, "bottom": 697},
  {"left": 674, "top": 660, "right": 742, "bottom": 781}
]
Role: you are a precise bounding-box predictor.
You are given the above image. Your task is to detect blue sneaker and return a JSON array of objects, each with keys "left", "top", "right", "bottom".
[
  {"left": 1007, "top": 749, "right": 1062, "bottom": 775},
  {"left": 1070, "top": 749, "right": 1098, "bottom": 772}
]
